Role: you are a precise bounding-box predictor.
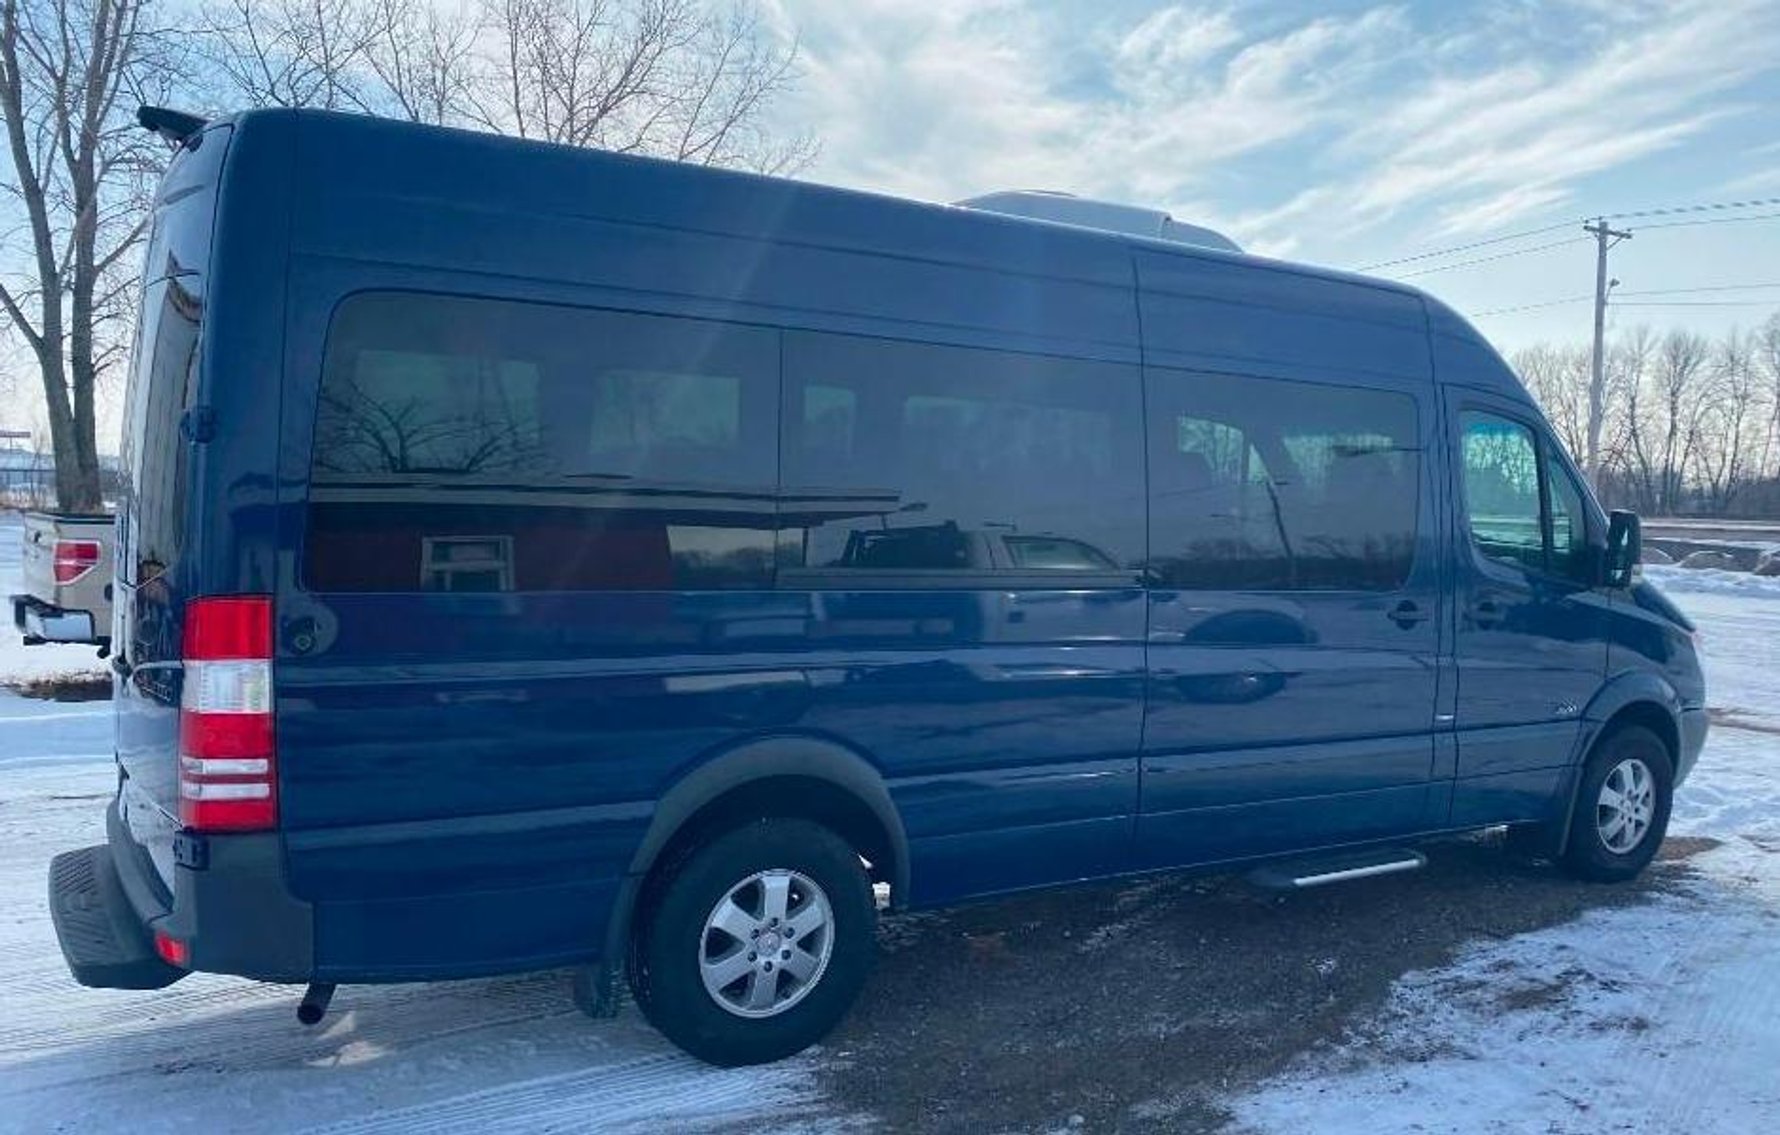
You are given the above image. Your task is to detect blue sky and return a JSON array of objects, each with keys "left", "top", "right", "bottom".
[{"left": 765, "top": 0, "right": 1780, "bottom": 351}]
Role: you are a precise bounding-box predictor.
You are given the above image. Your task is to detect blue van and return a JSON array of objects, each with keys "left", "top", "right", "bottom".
[{"left": 50, "top": 106, "right": 1706, "bottom": 1067}]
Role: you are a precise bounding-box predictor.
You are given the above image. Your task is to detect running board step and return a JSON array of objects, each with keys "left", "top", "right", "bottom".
[{"left": 1246, "top": 848, "right": 1427, "bottom": 891}]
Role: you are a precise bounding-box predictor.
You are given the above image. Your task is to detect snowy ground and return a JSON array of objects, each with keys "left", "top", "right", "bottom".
[
  {"left": 1228, "top": 575, "right": 1780, "bottom": 1135},
  {"left": 1, "top": 515, "right": 1778, "bottom": 1131}
]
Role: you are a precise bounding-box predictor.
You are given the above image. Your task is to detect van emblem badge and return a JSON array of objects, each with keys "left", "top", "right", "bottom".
[{"left": 1554, "top": 701, "right": 1579, "bottom": 718}]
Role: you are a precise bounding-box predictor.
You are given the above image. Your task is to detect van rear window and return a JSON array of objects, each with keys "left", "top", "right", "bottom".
[{"left": 305, "top": 292, "right": 777, "bottom": 592}]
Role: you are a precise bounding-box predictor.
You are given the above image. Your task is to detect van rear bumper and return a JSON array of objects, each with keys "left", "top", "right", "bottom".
[
  {"left": 48, "top": 843, "right": 185, "bottom": 989},
  {"left": 47, "top": 801, "right": 316, "bottom": 989}
]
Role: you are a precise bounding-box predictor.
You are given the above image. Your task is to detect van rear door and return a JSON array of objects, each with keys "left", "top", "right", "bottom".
[{"left": 113, "top": 124, "right": 231, "bottom": 889}]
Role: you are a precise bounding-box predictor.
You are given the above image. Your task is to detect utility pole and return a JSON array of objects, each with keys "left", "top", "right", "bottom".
[{"left": 1584, "top": 218, "right": 1631, "bottom": 490}]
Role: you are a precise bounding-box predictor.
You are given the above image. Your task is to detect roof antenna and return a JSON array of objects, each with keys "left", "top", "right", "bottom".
[{"left": 136, "top": 105, "right": 208, "bottom": 147}]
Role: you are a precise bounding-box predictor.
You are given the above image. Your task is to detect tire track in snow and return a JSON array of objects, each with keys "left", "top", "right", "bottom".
[{"left": 310, "top": 1050, "right": 819, "bottom": 1134}]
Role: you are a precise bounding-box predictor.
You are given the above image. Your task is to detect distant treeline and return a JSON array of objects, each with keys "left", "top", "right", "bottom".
[{"left": 1514, "top": 313, "right": 1780, "bottom": 518}]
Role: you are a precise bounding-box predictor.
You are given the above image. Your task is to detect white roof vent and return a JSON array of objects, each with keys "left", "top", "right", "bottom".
[{"left": 954, "top": 190, "right": 1241, "bottom": 253}]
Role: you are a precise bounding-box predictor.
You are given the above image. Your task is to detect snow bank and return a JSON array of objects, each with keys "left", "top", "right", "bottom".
[{"left": 1641, "top": 563, "right": 1780, "bottom": 600}]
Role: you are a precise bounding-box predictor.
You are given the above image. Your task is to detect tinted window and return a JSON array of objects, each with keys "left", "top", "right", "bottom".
[
  {"left": 1545, "top": 452, "right": 1591, "bottom": 582},
  {"left": 1148, "top": 371, "right": 1419, "bottom": 590},
  {"left": 1460, "top": 411, "right": 1596, "bottom": 582},
  {"left": 1460, "top": 412, "right": 1544, "bottom": 573},
  {"left": 121, "top": 172, "right": 219, "bottom": 586},
  {"left": 122, "top": 275, "right": 202, "bottom": 585},
  {"left": 782, "top": 332, "right": 1143, "bottom": 575},
  {"left": 306, "top": 293, "right": 777, "bottom": 591}
]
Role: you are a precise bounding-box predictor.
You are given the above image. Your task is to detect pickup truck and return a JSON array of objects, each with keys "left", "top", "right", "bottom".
[{"left": 9, "top": 510, "right": 113, "bottom": 647}]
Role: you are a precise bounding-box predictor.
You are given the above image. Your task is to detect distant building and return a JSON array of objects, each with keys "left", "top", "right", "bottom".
[{"left": 0, "top": 446, "right": 120, "bottom": 508}]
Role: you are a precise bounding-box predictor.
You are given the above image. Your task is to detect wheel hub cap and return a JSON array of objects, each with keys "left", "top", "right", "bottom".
[
  {"left": 698, "top": 868, "right": 834, "bottom": 1019},
  {"left": 1596, "top": 757, "right": 1656, "bottom": 854}
]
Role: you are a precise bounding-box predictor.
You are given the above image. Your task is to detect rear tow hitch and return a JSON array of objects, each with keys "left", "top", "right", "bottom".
[{"left": 297, "top": 982, "right": 336, "bottom": 1025}]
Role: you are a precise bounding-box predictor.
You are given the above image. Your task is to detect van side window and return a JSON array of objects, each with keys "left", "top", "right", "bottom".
[
  {"left": 1545, "top": 452, "right": 1591, "bottom": 583},
  {"left": 1459, "top": 412, "right": 1545, "bottom": 573},
  {"left": 306, "top": 292, "right": 777, "bottom": 592},
  {"left": 1148, "top": 371, "right": 1419, "bottom": 590},
  {"left": 781, "top": 332, "right": 1143, "bottom": 576}
]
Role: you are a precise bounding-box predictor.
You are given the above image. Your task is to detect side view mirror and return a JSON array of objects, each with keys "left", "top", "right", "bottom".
[{"left": 1604, "top": 510, "right": 1641, "bottom": 588}]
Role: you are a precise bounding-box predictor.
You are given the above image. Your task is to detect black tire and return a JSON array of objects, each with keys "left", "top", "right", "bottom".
[
  {"left": 630, "top": 818, "right": 875, "bottom": 1066},
  {"left": 1560, "top": 725, "right": 1674, "bottom": 882}
]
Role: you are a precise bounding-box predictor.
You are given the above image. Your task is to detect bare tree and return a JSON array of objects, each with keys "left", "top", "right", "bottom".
[
  {"left": 1757, "top": 312, "right": 1780, "bottom": 485},
  {"left": 1516, "top": 342, "right": 1597, "bottom": 463},
  {"left": 0, "top": 0, "right": 170, "bottom": 510},
  {"left": 200, "top": 0, "right": 816, "bottom": 173},
  {"left": 1693, "top": 331, "right": 1769, "bottom": 513},
  {"left": 1625, "top": 331, "right": 1712, "bottom": 515},
  {"left": 197, "top": 0, "right": 388, "bottom": 112},
  {"left": 364, "top": 0, "right": 477, "bottom": 125}
]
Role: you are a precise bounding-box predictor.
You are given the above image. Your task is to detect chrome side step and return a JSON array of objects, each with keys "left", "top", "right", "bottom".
[{"left": 1247, "top": 848, "right": 1427, "bottom": 891}]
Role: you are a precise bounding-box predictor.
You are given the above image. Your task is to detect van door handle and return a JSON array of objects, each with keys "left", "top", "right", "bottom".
[
  {"left": 1388, "top": 600, "right": 1430, "bottom": 628},
  {"left": 1470, "top": 598, "right": 1506, "bottom": 628}
]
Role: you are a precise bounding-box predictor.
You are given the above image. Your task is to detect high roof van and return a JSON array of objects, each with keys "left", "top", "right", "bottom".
[{"left": 49, "top": 107, "right": 1705, "bottom": 1066}]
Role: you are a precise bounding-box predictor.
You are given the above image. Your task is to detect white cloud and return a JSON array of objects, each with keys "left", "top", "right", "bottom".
[
  {"left": 1113, "top": 7, "right": 1243, "bottom": 83},
  {"left": 771, "top": 0, "right": 1780, "bottom": 266}
]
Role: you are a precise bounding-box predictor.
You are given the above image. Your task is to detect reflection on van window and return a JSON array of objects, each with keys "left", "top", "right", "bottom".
[
  {"left": 1460, "top": 412, "right": 1544, "bottom": 573},
  {"left": 124, "top": 273, "right": 202, "bottom": 587},
  {"left": 316, "top": 349, "right": 546, "bottom": 475},
  {"left": 1148, "top": 371, "right": 1419, "bottom": 590},
  {"left": 306, "top": 293, "right": 777, "bottom": 593},
  {"left": 586, "top": 371, "right": 742, "bottom": 477},
  {"left": 780, "top": 331, "right": 1144, "bottom": 575},
  {"left": 1545, "top": 452, "right": 1591, "bottom": 582}
]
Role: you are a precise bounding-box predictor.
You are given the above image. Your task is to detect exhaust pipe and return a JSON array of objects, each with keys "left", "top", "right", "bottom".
[{"left": 297, "top": 982, "right": 336, "bottom": 1026}]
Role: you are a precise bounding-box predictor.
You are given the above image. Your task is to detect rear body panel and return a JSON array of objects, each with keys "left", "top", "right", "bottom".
[{"left": 113, "top": 114, "right": 292, "bottom": 891}]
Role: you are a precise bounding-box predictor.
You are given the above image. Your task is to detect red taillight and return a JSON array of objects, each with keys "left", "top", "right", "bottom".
[
  {"left": 52, "top": 539, "right": 101, "bottom": 584},
  {"left": 179, "top": 596, "right": 277, "bottom": 832},
  {"left": 154, "top": 928, "right": 190, "bottom": 968}
]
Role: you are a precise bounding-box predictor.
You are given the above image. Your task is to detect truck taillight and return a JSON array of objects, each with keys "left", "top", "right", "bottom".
[
  {"left": 52, "top": 539, "right": 101, "bottom": 584},
  {"left": 179, "top": 596, "right": 276, "bottom": 832}
]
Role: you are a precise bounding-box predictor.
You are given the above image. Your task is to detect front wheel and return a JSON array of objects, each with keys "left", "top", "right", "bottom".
[
  {"left": 1561, "top": 725, "right": 1674, "bottom": 882},
  {"left": 631, "top": 818, "right": 876, "bottom": 1066}
]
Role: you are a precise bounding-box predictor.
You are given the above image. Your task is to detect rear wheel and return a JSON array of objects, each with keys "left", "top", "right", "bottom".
[
  {"left": 1560, "top": 725, "right": 1673, "bottom": 882},
  {"left": 630, "top": 818, "right": 875, "bottom": 1066}
]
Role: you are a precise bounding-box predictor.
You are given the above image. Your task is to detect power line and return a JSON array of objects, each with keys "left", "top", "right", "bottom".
[
  {"left": 1612, "top": 299, "right": 1780, "bottom": 308},
  {"left": 1352, "top": 221, "right": 1578, "bottom": 272},
  {"left": 1615, "top": 281, "right": 1780, "bottom": 297},
  {"left": 1355, "top": 196, "right": 1780, "bottom": 276},
  {"left": 1471, "top": 282, "right": 1780, "bottom": 318},
  {"left": 1392, "top": 235, "right": 1591, "bottom": 279},
  {"left": 1472, "top": 295, "right": 1592, "bottom": 318},
  {"left": 1605, "top": 195, "right": 1780, "bottom": 221},
  {"left": 1636, "top": 209, "right": 1780, "bottom": 232}
]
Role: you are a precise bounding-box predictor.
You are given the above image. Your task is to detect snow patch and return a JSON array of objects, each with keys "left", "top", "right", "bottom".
[
  {"left": 1642, "top": 563, "right": 1780, "bottom": 600},
  {"left": 1227, "top": 589, "right": 1780, "bottom": 1134}
]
